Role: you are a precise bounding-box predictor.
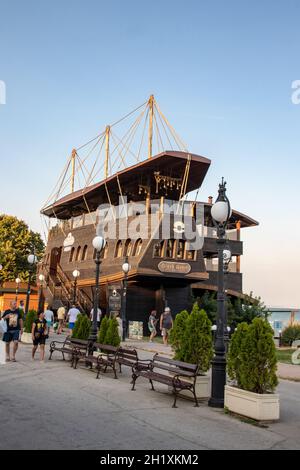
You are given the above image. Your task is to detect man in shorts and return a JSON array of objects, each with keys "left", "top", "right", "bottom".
[
  {"left": 32, "top": 311, "right": 48, "bottom": 361},
  {"left": 2, "top": 300, "right": 23, "bottom": 362},
  {"left": 57, "top": 305, "right": 66, "bottom": 334},
  {"left": 160, "top": 307, "right": 173, "bottom": 346},
  {"left": 67, "top": 304, "right": 80, "bottom": 335}
]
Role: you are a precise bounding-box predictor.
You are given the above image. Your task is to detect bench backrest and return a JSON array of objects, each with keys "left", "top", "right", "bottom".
[
  {"left": 93, "top": 343, "right": 118, "bottom": 355},
  {"left": 69, "top": 338, "right": 90, "bottom": 349},
  {"left": 117, "top": 347, "right": 138, "bottom": 362},
  {"left": 152, "top": 354, "right": 198, "bottom": 376}
]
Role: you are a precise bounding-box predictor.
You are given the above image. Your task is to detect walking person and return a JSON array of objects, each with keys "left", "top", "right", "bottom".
[
  {"left": 57, "top": 305, "right": 66, "bottom": 334},
  {"left": 44, "top": 306, "right": 54, "bottom": 333},
  {"left": 160, "top": 307, "right": 173, "bottom": 346},
  {"left": 148, "top": 310, "right": 158, "bottom": 342},
  {"left": 32, "top": 311, "right": 48, "bottom": 361},
  {"left": 90, "top": 306, "right": 102, "bottom": 330},
  {"left": 67, "top": 304, "right": 80, "bottom": 335},
  {"left": 2, "top": 300, "right": 23, "bottom": 362}
]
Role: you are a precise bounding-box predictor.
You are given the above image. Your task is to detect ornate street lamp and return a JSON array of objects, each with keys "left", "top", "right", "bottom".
[
  {"left": 121, "top": 256, "right": 131, "bottom": 341},
  {"left": 90, "top": 235, "right": 106, "bottom": 345},
  {"left": 38, "top": 274, "right": 45, "bottom": 313},
  {"left": 25, "top": 253, "right": 37, "bottom": 315},
  {"left": 72, "top": 269, "right": 80, "bottom": 305},
  {"left": 208, "top": 177, "right": 231, "bottom": 408},
  {"left": 15, "top": 277, "right": 21, "bottom": 301}
]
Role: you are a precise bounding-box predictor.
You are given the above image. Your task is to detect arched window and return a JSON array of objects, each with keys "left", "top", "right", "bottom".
[
  {"left": 186, "top": 249, "right": 197, "bottom": 261},
  {"left": 81, "top": 245, "right": 88, "bottom": 261},
  {"left": 153, "top": 240, "right": 164, "bottom": 258},
  {"left": 124, "top": 239, "right": 133, "bottom": 257},
  {"left": 115, "top": 240, "right": 123, "bottom": 258},
  {"left": 165, "top": 239, "right": 175, "bottom": 258},
  {"left": 100, "top": 243, "right": 108, "bottom": 259},
  {"left": 69, "top": 247, "right": 75, "bottom": 263},
  {"left": 176, "top": 240, "right": 185, "bottom": 259},
  {"left": 75, "top": 246, "right": 81, "bottom": 262},
  {"left": 132, "top": 238, "right": 143, "bottom": 256}
]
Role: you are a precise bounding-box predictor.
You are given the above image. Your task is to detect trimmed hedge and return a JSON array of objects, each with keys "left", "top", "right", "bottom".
[{"left": 227, "top": 317, "right": 278, "bottom": 394}]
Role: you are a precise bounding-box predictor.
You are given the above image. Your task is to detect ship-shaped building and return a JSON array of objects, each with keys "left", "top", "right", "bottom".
[{"left": 39, "top": 96, "right": 258, "bottom": 332}]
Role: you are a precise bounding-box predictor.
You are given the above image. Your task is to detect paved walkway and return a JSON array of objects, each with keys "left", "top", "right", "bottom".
[{"left": 0, "top": 333, "right": 300, "bottom": 450}]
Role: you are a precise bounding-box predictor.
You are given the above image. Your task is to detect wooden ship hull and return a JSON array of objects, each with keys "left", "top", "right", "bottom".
[{"left": 39, "top": 96, "right": 258, "bottom": 332}]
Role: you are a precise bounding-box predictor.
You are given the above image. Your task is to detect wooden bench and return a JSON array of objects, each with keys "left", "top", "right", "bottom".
[
  {"left": 49, "top": 336, "right": 90, "bottom": 367},
  {"left": 131, "top": 353, "right": 199, "bottom": 408},
  {"left": 75, "top": 343, "right": 119, "bottom": 379}
]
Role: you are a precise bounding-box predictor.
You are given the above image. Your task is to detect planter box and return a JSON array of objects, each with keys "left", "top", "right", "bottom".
[
  {"left": 21, "top": 332, "right": 33, "bottom": 344},
  {"left": 224, "top": 384, "right": 280, "bottom": 421},
  {"left": 169, "top": 374, "right": 210, "bottom": 400}
]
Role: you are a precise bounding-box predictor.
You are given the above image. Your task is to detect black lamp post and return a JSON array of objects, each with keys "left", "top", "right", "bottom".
[
  {"left": 72, "top": 269, "right": 80, "bottom": 305},
  {"left": 38, "top": 274, "right": 45, "bottom": 313},
  {"left": 89, "top": 235, "right": 106, "bottom": 345},
  {"left": 208, "top": 178, "right": 231, "bottom": 408},
  {"left": 121, "top": 256, "right": 131, "bottom": 341},
  {"left": 25, "top": 253, "right": 37, "bottom": 315},
  {"left": 15, "top": 277, "right": 21, "bottom": 302}
]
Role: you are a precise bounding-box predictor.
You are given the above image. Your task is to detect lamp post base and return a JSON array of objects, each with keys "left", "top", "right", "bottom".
[{"left": 208, "top": 355, "right": 226, "bottom": 408}]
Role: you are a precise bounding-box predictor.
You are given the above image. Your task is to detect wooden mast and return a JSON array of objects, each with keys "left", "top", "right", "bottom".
[
  {"left": 148, "top": 95, "right": 154, "bottom": 159},
  {"left": 71, "top": 149, "right": 76, "bottom": 193},
  {"left": 105, "top": 125, "right": 110, "bottom": 179}
]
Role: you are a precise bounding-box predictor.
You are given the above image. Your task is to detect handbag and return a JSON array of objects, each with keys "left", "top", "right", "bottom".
[{"left": 0, "top": 318, "right": 7, "bottom": 333}]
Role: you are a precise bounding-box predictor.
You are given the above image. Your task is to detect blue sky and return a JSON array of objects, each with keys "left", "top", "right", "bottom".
[{"left": 0, "top": 0, "right": 299, "bottom": 307}]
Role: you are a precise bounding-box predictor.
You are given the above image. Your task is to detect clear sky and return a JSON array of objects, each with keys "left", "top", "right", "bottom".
[{"left": 0, "top": 0, "right": 299, "bottom": 308}]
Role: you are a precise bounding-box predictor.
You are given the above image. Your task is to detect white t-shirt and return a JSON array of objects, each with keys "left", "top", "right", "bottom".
[
  {"left": 68, "top": 308, "right": 80, "bottom": 323},
  {"left": 90, "top": 308, "right": 102, "bottom": 322},
  {"left": 44, "top": 310, "right": 54, "bottom": 322}
]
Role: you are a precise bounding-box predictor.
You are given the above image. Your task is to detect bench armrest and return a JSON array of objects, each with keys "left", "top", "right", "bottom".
[
  {"left": 50, "top": 340, "right": 69, "bottom": 348},
  {"left": 133, "top": 359, "right": 153, "bottom": 373}
]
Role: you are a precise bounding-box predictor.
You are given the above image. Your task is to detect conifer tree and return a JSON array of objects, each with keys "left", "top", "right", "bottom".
[
  {"left": 227, "top": 322, "right": 249, "bottom": 385},
  {"left": 229, "top": 317, "right": 278, "bottom": 394},
  {"left": 169, "top": 309, "right": 189, "bottom": 361},
  {"left": 181, "top": 303, "right": 213, "bottom": 373},
  {"left": 72, "top": 314, "right": 91, "bottom": 340},
  {"left": 98, "top": 316, "right": 109, "bottom": 344},
  {"left": 104, "top": 317, "right": 121, "bottom": 347}
]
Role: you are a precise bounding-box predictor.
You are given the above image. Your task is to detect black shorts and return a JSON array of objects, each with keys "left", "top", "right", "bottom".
[{"left": 33, "top": 336, "right": 46, "bottom": 346}]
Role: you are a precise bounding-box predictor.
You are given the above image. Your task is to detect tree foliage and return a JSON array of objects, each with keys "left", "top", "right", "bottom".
[
  {"left": 281, "top": 325, "right": 300, "bottom": 347},
  {"left": 104, "top": 318, "right": 121, "bottom": 347},
  {"left": 170, "top": 303, "right": 213, "bottom": 373},
  {"left": 194, "top": 290, "right": 269, "bottom": 331},
  {"left": 227, "top": 317, "right": 278, "bottom": 394},
  {"left": 24, "top": 310, "right": 37, "bottom": 333},
  {"left": 98, "top": 316, "right": 109, "bottom": 344},
  {"left": 72, "top": 314, "right": 91, "bottom": 340},
  {"left": 0, "top": 215, "right": 45, "bottom": 283},
  {"left": 169, "top": 309, "right": 189, "bottom": 361},
  {"left": 227, "top": 322, "right": 249, "bottom": 385}
]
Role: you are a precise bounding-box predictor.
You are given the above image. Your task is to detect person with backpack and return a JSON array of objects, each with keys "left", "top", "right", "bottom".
[
  {"left": 32, "top": 311, "right": 49, "bottom": 361},
  {"left": 160, "top": 307, "right": 173, "bottom": 346},
  {"left": 148, "top": 310, "right": 158, "bottom": 342}
]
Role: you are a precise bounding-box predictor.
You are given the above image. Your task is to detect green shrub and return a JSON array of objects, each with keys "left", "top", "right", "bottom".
[
  {"left": 227, "top": 317, "right": 278, "bottom": 394},
  {"left": 24, "top": 310, "right": 37, "bottom": 333},
  {"left": 175, "top": 303, "right": 213, "bottom": 373},
  {"left": 104, "top": 318, "right": 121, "bottom": 347},
  {"left": 169, "top": 309, "right": 189, "bottom": 361},
  {"left": 72, "top": 314, "right": 91, "bottom": 340},
  {"left": 281, "top": 325, "right": 300, "bottom": 346},
  {"left": 98, "top": 316, "right": 109, "bottom": 344},
  {"left": 227, "top": 322, "right": 249, "bottom": 385}
]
